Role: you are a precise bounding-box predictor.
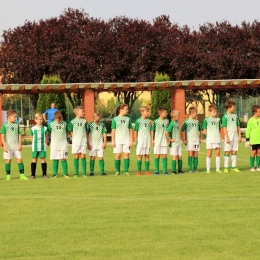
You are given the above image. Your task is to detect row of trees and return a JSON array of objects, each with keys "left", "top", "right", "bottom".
[{"left": 1, "top": 8, "right": 260, "bottom": 113}]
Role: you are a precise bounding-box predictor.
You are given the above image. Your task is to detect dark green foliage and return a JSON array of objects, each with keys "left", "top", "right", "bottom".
[
  {"left": 151, "top": 72, "right": 171, "bottom": 120},
  {"left": 37, "top": 75, "right": 67, "bottom": 120}
]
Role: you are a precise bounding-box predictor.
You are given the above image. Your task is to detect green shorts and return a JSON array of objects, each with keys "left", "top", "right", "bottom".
[{"left": 32, "top": 151, "right": 46, "bottom": 159}]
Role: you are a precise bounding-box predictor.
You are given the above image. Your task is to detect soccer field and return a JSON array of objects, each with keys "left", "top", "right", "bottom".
[{"left": 1, "top": 143, "right": 260, "bottom": 260}]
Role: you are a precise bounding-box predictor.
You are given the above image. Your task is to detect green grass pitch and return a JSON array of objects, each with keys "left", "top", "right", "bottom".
[{"left": 1, "top": 143, "right": 260, "bottom": 260}]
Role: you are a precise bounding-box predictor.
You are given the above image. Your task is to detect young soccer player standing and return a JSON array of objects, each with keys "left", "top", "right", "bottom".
[
  {"left": 181, "top": 106, "right": 202, "bottom": 173},
  {"left": 111, "top": 104, "right": 133, "bottom": 176},
  {"left": 87, "top": 112, "right": 107, "bottom": 176},
  {"left": 245, "top": 105, "right": 260, "bottom": 171},
  {"left": 134, "top": 106, "right": 152, "bottom": 176},
  {"left": 222, "top": 100, "right": 242, "bottom": 172},
  {"left": 1, "top": 110, "right": 28, "bottom": 180},
  {"left": 69, "top": 106, "right": 88, "bottom": 178},
  {"left": 48, "top": 111, "right": 70, "bottom": 178},
  {"left": 30, "top": 113, "right": 49, "bottom": 179},
  {"left": 166, "top": 110, "right": 183, "bottom": 174},
  {"left": 202, "top": 105, "right": 222, "bottom": 173},
  {"left": 151, "top": 107, "right": 169, "bottom": 175}
]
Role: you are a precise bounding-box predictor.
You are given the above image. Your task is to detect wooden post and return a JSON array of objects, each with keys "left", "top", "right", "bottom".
[
  {"left": 0, "top": 93, "right": 2, "bottom": 146},
  {"left": 171, "top": 89, "right": 186, "bottom": 125},
  {"left": 83, "top": 90, "right": 95, "bottom": 122}
]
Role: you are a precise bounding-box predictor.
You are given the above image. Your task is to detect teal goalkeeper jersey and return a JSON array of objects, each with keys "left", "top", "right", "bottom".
[
  {"left": 152, "top": 118, "right": 169, "bottom": 147},
  {"left": 134, "top": 117, "right": 151, "bottom": 148},
  {"left": 221, "top": 112, "right": 240, "bottom": 141},
  {"left": 166, "top": 120, "right": 180, "bottom": 147},
  {"left": 246, "top": 117, "right": 260, "bottom": 145},
  {"left": 69, "top": 118, "right": 88, "bottom": 146},
  {"left": 202, "top": 116, "right": 221, "bottom": 143},
  {"left": 1, "top": 122, "right": 21, "bottom": 150},
  {"left": 181, "top": 118, "right": 201, "bottom": 142},
  {"left": 30, "top": 125, "right": 48, "bottom": 152}
]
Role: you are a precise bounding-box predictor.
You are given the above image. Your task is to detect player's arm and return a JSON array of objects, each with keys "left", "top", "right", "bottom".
[
  {"left": 221, "top": 116, "right": 230, "bottom": 143},
  {"left": 151, "top": 121, "right": 155, "bottom": 146},
  {"left": 181, "top": 121, "right": 187, "bottom": 144},
  {"left": 134, "top": 120, "right": 139, "bottom": 145},
  {"left": 202, "top": 119, "right": 207, "bottom": 136},
  {"left": 43, "top": 112, "right": 47, "bottom": 123},
  {"left": 18, "top": 125, "right": 22, "bottom": 151},
  {"left": 128, "top": 118, "right": 133, "bottom": 147},
  {"left": 111, "top": 119, "right": 116, "bottom": 147},
  {"left": 199, "top": 123, "right": 203, "bottom": 143},
  {"left": 1, "top": 125, "right": 8, "bottom": 152},
  {"left": 30, "top": 128, "right": 33, "bottom": 142},
  {"left": 166, "top": 122, "right": 174, "bottom": 143},
  {"left": 245, "top": 119, "right": 251, "bottom": 148},
  {"left": 102, "top": 123, "right": 107, "bottom": 149},
  {"left": 237, "top": 117, "right": 242, "bottom": 143}
]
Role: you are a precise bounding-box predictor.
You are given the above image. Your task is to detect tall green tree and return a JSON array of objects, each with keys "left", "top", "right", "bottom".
[
  {"left": 151, "top": 72, "right": 171, "bottom": 120},
  {"left": 37, "top": 75, "right": 67, "bottom": 120}
]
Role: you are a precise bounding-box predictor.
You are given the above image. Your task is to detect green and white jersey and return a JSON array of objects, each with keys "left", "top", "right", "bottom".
[
  {"left": 88, "top": 121, "right": 107, "bottom": 149},
  {"left": 69, "top": 118, "right": 88, "bottom": 146},
  {"left": 152, "top": 118, "right": 169, "bottom": 147},
  {"left": 30, "top": 125, "right": 48, "bottom": 152},
  {"left": 221, "top": 112, "right": 240, "bottom": 141},
  {"left": 166, "top": 120, "right": 180, "bottom": 147},
  {"left": 202, "top": 117, "right": 221, "bottom": 143},
  {"left": 134, "top": 117, "right": 151, "bottom": 148},
  {"left": 48, "top": 120, "right": 69, "bottom": 150},
  {"left": 1, "top": 122, "right": 21, "bottom": 150},
  {"left": 181, "top": 118, "right": 201, "bottom": 142},
  {"left": 111, "top": 116, "right": 132, "bottom": 145},
  {"left": 246, "top": 117, "right": 260, "bottom": 145}
]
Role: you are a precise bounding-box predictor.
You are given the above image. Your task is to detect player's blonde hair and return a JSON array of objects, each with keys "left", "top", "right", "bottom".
[
  {"left": 73, "top": 106, "right": 84, "bottom": 114},
  {"left": 188, "top": 106, "right": 197, "bottom": 115},
  {"left": 34, "top": 113, "right": 43, "bottom": 120},
  {"left": 7, "top": 110, "right": 16, "bottom": 118},
  {"left": 171, "top": 110, "right": 180, "bottom": 118},
  {"left": 139, "top": 106, "right": 149, "bottom": 113}
]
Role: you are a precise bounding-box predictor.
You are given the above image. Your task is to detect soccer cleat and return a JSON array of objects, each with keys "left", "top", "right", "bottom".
[
  {"left": 30, "top": 175, "right": 35, "bottom": 179},
  {"left": 100, "top": 173, "right": 107, "bottom": 176},
  {"left": 189, "top": 170, "right": 194, "bottom": 173},
  {"left": 178, "top": 170, "right": 184, "bottom": 174},
  {"left": 64, "top": 174, "right": 70, "bottom": 178},
  {"left": 82, "top": 174, "right": 87, "bottom": 178},
  {"left": 145, "top": 171, "right": 152, "bottom": 176},
  {"left": 74, "top": 175, "right": 79, "bottom": 178},
  {"left": 124, "top": 172, "right": 130, "bottom": 176},
  {"left": 154, "top": 171, "right": 159, "bottom": 176},
  {"left": 6, "top": 175, "right": 11, "bottom": 181},
  {"left": 20, "top": 174, "right": 28, "bottom": 180},
  {"left": 89, "top": 173, "right": 94, "bottom": 177},
  {"left": 52, "top": 174, "right": 58, "bottom": 178},
  {"left": 216, "top": 170, "right": 222, "bottom": 173},
  {"left": 115, "top": 172, "right": 120, "bottom": 176},
  {"left": 172, "top": 171, "right": 177, "bottom": 175},
  {"left": 194, "top": 170, "right": 199, "bottom": 173},
  {"left": 256, "top": 167, "right": 260, "bottom": 172},
  {"left": 250, "top": 167, "right": 256, "bottom": 172},
  {"left": 163, "top": 171, "right": 168, "bottom": 175},
  {"left": 206, "top": 171, "right": 211, "bottom": 174},
  {"left": 224, "top": 168, "right": 229, "bottom": 173},
  {"left": 232, "top": 168, "right": 241, "bottom": 173},
  {"left": 42, "top": 175, "right": 48, "bottom": 179},
  {"left": 136, "top": 172, "right": 142, "bottom": 176}
]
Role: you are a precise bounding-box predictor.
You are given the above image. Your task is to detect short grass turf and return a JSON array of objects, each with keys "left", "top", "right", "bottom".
[{"left": 0, "top": 143, "right": 260, "bottom": 260}]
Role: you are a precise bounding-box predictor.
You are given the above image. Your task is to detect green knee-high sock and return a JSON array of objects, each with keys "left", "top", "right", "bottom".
[
  {"left": 124, "top": 158, "right": 130, "bottom": 173},
  {"left": 172, "top": 160, "right": 177, "bottom": 171},
  {"left": 18, "top": 162, "right": 24, "bottom": 174},
  {"left": 250, "top": 156, "right": 255, "bottom": 168},
  {"left": 154, "top": 158, "right": 159, "bottom": 172},
  {"left": 188, "top": 156, "right": 193, "bottom": 171},
  {"left": 81, "top": 158, "right": 86, "bottom": 175},
  {"left": 99, "top": 160, "right": 104, "bottom": 174},
  {"left": 178, "top": 159, "right": 183, "bottom": 171},
  {"left": 194, "top": 157, "right": 198, "bottom": 170},
  {"left": 162, "top": 158, "right": 167, "bottom": 172},
  {"left": 5, "top": 163, "right": 11, "bottom": 175},
  {"left": 115, "top": 160, "right": 121, "bottom": 173},
  {"left": 256, "top": 156, "right": 260, "bottom": 168},
  {"left": 61, "top": 160, "right": 68, "bottom": 175},
  {"left": 74, "top": 158, "right": 79, "bottom": 175},
  {"left": 137, "top": 160, "right": 142, "bottom": 172},
  {"left": 53, "top": 160, "right": 59, "bottom": 175},
  {"left": 90, "top": 159, "right": 95, "bottom": 173},
  {"left": 145, "top": 161, "right": 150, "bottom": 171}
]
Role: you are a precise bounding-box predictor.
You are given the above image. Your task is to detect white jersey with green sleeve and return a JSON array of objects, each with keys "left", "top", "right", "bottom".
[
  {"left": 166, "top": 120, "right": 180, "bottom": 147},
  {"left": 48, "top": 120, "right": 69, "bottom": 150},
  {"left": 152, "top": 118, "right": 169, "bottom": 147},
  {"left": 1, "top": 122, "right": 21, "bottom": 150},
  {"left": 88, "top": 121, "right": 107, "bottom": 149},
  {"left": 134, "top": 117, "right": 151, "bottom": 149},
  {"left": 181, "top": 118, "right": 201, "bottom": 142},
  {"left": 69, "top": 118, "right": 88, "bottom": 146},
  {"left": 202, "top": 117, "right": 221, "bottom": 143},
  {"left": 221, "top": 112, "right": 240, "bottom": 141},
  {"left": 111, "top": 116, "right": 132, "bottom": 145},
  {"left": 245, "top": 117, "right": 260, "bottom": 145},
  {"left": 30, "top": 125, "right": 48, "bottom": 152}
]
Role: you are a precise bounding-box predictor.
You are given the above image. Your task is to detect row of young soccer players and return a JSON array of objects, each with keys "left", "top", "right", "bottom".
[{"left": 1, "top": 100, "right": 243, "bottom": 180}]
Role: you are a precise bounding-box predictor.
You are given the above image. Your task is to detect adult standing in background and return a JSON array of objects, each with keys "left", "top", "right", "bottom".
[{"left": 43, "top": 103, "right": 58, "bottom": 124}]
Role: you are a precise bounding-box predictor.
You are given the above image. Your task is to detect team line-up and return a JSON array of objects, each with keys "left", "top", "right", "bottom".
[{"left": 1, "top": 100, "right": 258, "bottom": 180}]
